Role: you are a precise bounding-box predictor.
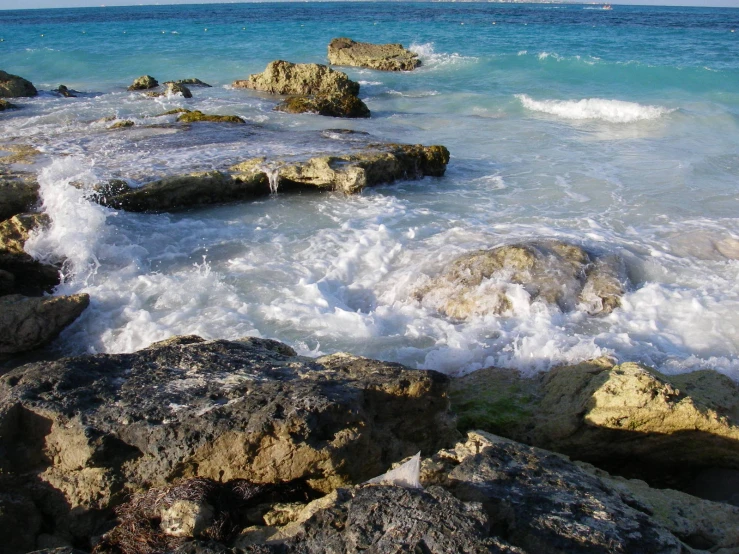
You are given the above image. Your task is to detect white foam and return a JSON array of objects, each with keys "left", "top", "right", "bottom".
[
  {"left": 409, "top": 42, "right": 478, "bottom": 70},
  {"left": 516, "top": 94, "right": 674, "bottom": 123}
]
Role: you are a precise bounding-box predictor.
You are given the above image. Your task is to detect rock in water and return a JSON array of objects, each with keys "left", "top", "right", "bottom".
[
  {"left": 275, "top": 93, "right": 370, "bottom": 118},
  {"left": 0, "top": 171, "right": 39, "bottom": 222},
  {"left": 0, "top": 99, "right": 18, "bottom": 110},
  {"left": 0, "top": 213, "right": 60, "bottom": 296},
  {"left": 147, "top": 82, "right": 193, "bottom": 98},
  {"left": 55, "top": 85, "right": 77, "bottom": 98},
  {"left": 328, "top": 37, "right": 421, "bottom": 71},
  {"left": 450, "top": 358, "right": 739, "bottom": 492},
  {"left": 0, "top": 337, "right": 457, "bottom": 546},
  {"left": 416, "top": 240, "right": 628, "bottom": 318},
  {"left": 0, "top": 70, "right": 37, "bottom": 98},
  {"left": 176, "top": 110, "right": 244, "bottom": 123},
  {"left": 0, "top": 293, "right": 89, "bottom": 354},
  {"left": 127, "top": 74, "right": 159, "bottom": 91},
  {"left": 165, "top": 78, "right": 212, "bottom": 87},
  {"left": 233, "top": 60, "right": 360, "bottom": 97}
]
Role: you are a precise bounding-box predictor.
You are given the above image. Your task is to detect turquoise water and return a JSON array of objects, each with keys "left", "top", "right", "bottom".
[{"left": 1, "top": 2, "right": 738, "bottom": 378}]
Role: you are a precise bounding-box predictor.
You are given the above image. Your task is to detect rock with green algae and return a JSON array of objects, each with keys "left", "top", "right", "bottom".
[
  {"left": 127, "top": 74, "right": 158, "bottom": 91},
  {"left": 176, "top": 110, "right": 244, "bottom": 124},
  {"left": 108, "top": 119, "right": 134, "bottom": 129},
  {"left": 165, "top": 78, "right": 212, "bottom": 87},
  {"left": 275, "top": 92, "right": 370, "bottom": 119},
  {"left": 328, "top": 37, "right": 421, "bottom": 72},
  {"left": 146, "top": 82, "right": 193, "bottom": 99},
  {"left": 415, "top": 240, "right": 628, "bottom": 319},
  {"left": 233, "top": 60, "right": 360, "bottom": 97},
  {"left": 0, "top": 99, "right": 18, "bottom": 111},
  {"left": 450, "top": 359, "right": 739, "bottom": 491},
  {"left": 0, "top": 168, "right": 39, "bottom": 221},
  {"left": 0, "top": 70, "right": 37, "bottom": 98}
]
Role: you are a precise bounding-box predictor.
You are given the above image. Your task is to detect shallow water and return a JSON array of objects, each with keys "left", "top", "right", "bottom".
[{"left": 1, "top": 2, "right": 738, "bottom": 378}]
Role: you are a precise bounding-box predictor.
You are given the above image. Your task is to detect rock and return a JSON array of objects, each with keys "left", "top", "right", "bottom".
[
  {"left": 416, "top": 240, "right": 629, "bottom": 319},
  {"left": 0, "top": 337, "right": 457, "bottom": 544},
  {"left": 0, "top": 99, "right": 18, "bottom": 111},
  {"left": 0, "top": 476, "right": 43, "bottom": 553},
  {"left": 0, "top": 144, "right": 41, "bottom": 165},
  {"left": 158, "top": 107, "right": 191, "bottom": 116},
  {"left": 97, "top": 143, "right": 449, "bottom": 212},
  {"left": 127, "top": 75, "right": 158, "bottom": 91},
  {"left": 0, "top": 170, "right": 39, "bottom": 221},
  {"left": 176, "top": 110, "right": 244, "bottom": 124},
  {"left": 328, "top": 37, "right": 421, "bottom": 71},
  {"left": 0, "top": 293, "right": 89, "bottom": 354},
  {"left": 275, "top": 143, "right": 450, "bottom": 194},
  {"left": 147, "top": 82, "right": 193, "bottom": 99},
  {"left": 108, "top": 119, "right": 134, "bottom": 129},
  {"left": 275, "top": 93, "right": 370, "bottom": 118},
  {"left": 0, "top": 213, "right": 49, "bottom": 254},
  {"left": 98, "top": 170, "right": 268, "bottom": 212},
  {"left": 166, "top": 78, "right": 212, "bottom": 87},
  {"left": 233, "top": 60, "right": 360, "bottom": 97},
  {"left": 450, "top": 359, "right": 739, "bottom": 492},
  {"left": 54, "top": 85, "right": 77, "bottom": 98},
  {"left": 0, "top": 70, "right": 37, "bottom": 98}
]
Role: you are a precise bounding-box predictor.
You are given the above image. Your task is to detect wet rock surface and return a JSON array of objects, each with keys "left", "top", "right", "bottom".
[
  {"left": 176, "top": 110, "right": 245, "bottom": 124},
  {"left": 0, "top": 168, "right": 40, "bottom": 221},
  {"left": 147, "top": 82, "right": 193, "bottom": 99},
  {"left": 275, "top": 93, "right": 370, "bottom": 119},
  {"left": 0, "top": 336, "right": 457, "bottom": 549},
  {"left": 127, "top": 74, "right": 159, "bottom": 91},
  {"left": 233, "top": 61, "right": 360, "bottom": 97},
  {"left": 450, "top": 358, "right": 739, "bottom": 492},
  {"left": 0, "top": 70, "right": 38, "bottom": 98},
  {"left": 0, "top": 98, "right": 18, "bottom": 110},
  {"left": 328, "top": 37, "right": 421, "bottom": 71},
  {"left": 416, "top": 240, "right": 629, "bottom": 318}
]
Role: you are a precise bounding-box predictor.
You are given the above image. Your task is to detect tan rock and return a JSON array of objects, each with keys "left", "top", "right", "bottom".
[
  {"left": 233, "top": 60, "right": 360, "bottom": 97},
  {"left": 160, "top": 499, "right": 215, "bottom": 537},
  {"left": 176, "top": 109, "right": 244, "bottom": 124},
  {"left": 0, "top": 213, "right": 48, "bottom": 254},
  {"left": 275, "top": 92, "right": 370, "bottom": 118},
  {"left": 127, "top": 74, "right": 158, "bottom": 91},
  {"left": 328, "top": 37, "right": 421, "bottom": 71}
]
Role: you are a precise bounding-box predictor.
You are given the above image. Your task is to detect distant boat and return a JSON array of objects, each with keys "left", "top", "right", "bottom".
[{"left": 602, "top": 4, "right": 613, "bottom": 9}]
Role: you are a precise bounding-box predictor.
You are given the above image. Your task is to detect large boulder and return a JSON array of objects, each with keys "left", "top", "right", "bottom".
[
  {"left": 0, "top": 293, "right": 89, "bottom": 355},
  {"left": 0, "top": 70, "right": 37, "bottom": 98},
  {"left": 233, "top": 60, "right": 360, "bottom": 97},
  {"left": 0, "top": 169, "right": 39, "bottom": 221},
  {"left": 127, "top": 75, "right": 158, "bottom": 91},
  {"left": 275, "top": 93, "right": 370, "bottom": 119},
  {"left": 416, "top": 240, "right": 628, "bottom": 318},
  {"left": 0, "top": 337, "right": 457, "bottom": 547},
  {"left": 328, "top": 37, "right": 421, "bottom": 71},
  {"left": 450, "top": 359, "right": 739, "bottom": 492}
]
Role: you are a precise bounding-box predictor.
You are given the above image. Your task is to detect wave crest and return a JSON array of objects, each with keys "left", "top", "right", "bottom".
[
  {"left": 516, "top": 94, "right": 674, "bottom": 123},
  {"left": 409, "top": 42, "right": 478, "bottom": 69}
]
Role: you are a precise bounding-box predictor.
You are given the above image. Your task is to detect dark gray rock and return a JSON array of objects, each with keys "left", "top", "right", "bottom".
[
  {"left": 0, "top": 169, "right": 39, "bottom": 222},
  {"left": 0, "top": 70, "right": 37, "bottom": 98}
]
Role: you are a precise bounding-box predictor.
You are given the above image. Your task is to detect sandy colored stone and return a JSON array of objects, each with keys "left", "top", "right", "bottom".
[
  {"left": 275, "top": 93, "right": 370, "bottom": 118},
  {"left": 147, "top": 82, "right": 193, "bottom": 99},
  {"left": 0, "top": 70, "right": 37, "bottom": 98},
  {"left": 328, "top": 37, "right": 421, "bottom": 71},
  {"left": 176, "top": 110, "right": 244, "bottom": 124},
  {"left": 127, "top": 75, "right": 158, "bottom": 91},
  {"left": 233, "top": 60, "right": 360, "bottom": 97},
  {"left": 0, "top": 213, "right": 48, "bottom": 254},
  {"left": 108, "top": 119, "right": 134, "bottom": 129},
  {"left": 0, "top": 169, "right": 39, "bottom": 222}
]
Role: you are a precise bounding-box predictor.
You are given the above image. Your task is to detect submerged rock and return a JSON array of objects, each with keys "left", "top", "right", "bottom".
[
  {"left": 54, "top": 85, "right": 77, "bottom": 98},
  {"left": 450, "top": 359, "right": 739, "bottom": 492},
  {"left": 416, "top": 240, "right": 628, "bottom": 318},
  {"left": 176, "top": 110, "right": 244, "bottom": 124},
  {"left": 127, "top": 75, "right": 158, "bottom": 91},
  {"left": 0, "top": 293, "right": 89, "bottom": 355},
  {"left": 165, "top": 78, "right": 212, "bottom": 88},
  {"left": 275, "top": 92, "right": 370, "bottom": 119},
  {"left": 0, "top": 70, "right": 38, "bottom": 98},
  {"left": 108, "top": 119, "right": 134, "bottom": 129},
  {"left": 328, "top": 37, "right": 421, "bottom": 71},
  {"left": 0, "top": 99, "right": 18, "bottom": 111},
  {"left": 0, "top": 337, "right": 456, "bottom": 546},
  {"left": 233, "top": 60, "right": 360, "bottom": 97}
]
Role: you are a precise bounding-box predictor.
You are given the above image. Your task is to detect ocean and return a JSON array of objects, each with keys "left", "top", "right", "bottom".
[{"left": 1, "top": 1, "right": 738, "bottom": 378}]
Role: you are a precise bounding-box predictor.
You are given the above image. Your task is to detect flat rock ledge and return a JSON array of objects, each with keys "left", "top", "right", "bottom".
[
  {"left": 0, "top": 336, "right": 458, "bottom": 550},
  {"left": 328, "top": 37, "right": 421, "bottom": 71},
  {"left": 451, "top": 357, "right": 739, "bottom": 496},
  {"left": 233, "top": 61, "right": 370, "bottom": 118},
  {"left": 95, "top": 143, "right": 450, "bottom": 212},
  {"left": 416, "top": 239, "right": 629, "bottom": 317}
]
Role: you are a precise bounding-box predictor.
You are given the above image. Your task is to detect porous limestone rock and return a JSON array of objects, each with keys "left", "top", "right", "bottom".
[
  {"left": 0, "top": 336, "right": 457, "bottom": 546},
  {"left": 0, "top": 213, "right": 48, "bottom": 254},
  {"left": 328, "top": 37, "right": 421, "bottom": 71},
  {"left": 0, "top": 293, "right": 89, "bottom": 354},
  {"left": 176, "top": 110, "right": 244, "bottom": 124},
  {"left": 416, "top": 240, "right": 628, "bottom": 318},
  {"left": 0, "top": 169, "right": 39, "bottom": 221},
  {"left": 275, "top": 93, "right": 370, "bottom": 119},
  {"left": 127, "top": 75, "right": 158, "bottom": 91},
  {"left": 0, "top": 213, "right": 60, "bottom": 296},
  {"left": 450, "top": 359, "right": 739, "bottom": 491},
  {"left": 233, "top": 60, "right": 360, "bottom": 97},
  {"left": 0, "top": 70, "right": 38, "bottom": 98}
]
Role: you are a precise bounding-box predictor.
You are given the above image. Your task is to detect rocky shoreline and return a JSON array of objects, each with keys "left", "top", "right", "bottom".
[{"left": 2, "top": 38, "right": 739, "bottom": 553}]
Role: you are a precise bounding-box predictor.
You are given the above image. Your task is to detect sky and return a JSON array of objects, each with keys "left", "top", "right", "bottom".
[{"left": 1, "top": 0, "right": 737, "bottom": 10}]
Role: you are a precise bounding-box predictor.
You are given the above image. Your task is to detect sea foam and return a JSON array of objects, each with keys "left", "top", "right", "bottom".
[{"left": 516, "top": 94, "right": 674, "bottom": 123}]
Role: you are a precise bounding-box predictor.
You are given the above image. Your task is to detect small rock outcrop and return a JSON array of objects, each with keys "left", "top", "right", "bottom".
[
  {"left": 0, "top": 99, "right": 18, "bottom": 111},
  {"left": 108, "top": 119, "right": 134, "bottom": 129},
  {"left": 0, "top": 293, "right": 89, "bottom": 355},
  {"left": 416, "top": 240, "right": 628, "bottom": 318},
  {"left": 0, "top": 337, "right": 457, "bottom": 547},
  {"left": 0, "top": 169, "right": 39, "bottom": 221},
  {"left": 0, "top": 213, "right": 60, "bottom": 296},
  {"left": 328, "top": 37, "right": 421, "bottom": 71},
  {"left": 55, "top": 85, "right": 77, "bottom": 98},
  {"left": 233, "top": 60, "right": 360, "bottom": 97},
  {"left": 147, "top": 82, "right": 193, "bottom": 99},
  {"left": 127, "top": 75, "right": 158, "bottom": 91},
  {"left": 275, "top": 93, "right": 370, "bottom": 118},
  {"left": 0, "top": 70, "right": 38, "bottom": 98},
  {"left": 450, "top": 359, "right": 739, "bottom": 492},
  {"left": 165, "top": 78, "right": 212, "bottom": 88},
  {"left": 176, "top": 110, "right": 244, "bottom": 124}
]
